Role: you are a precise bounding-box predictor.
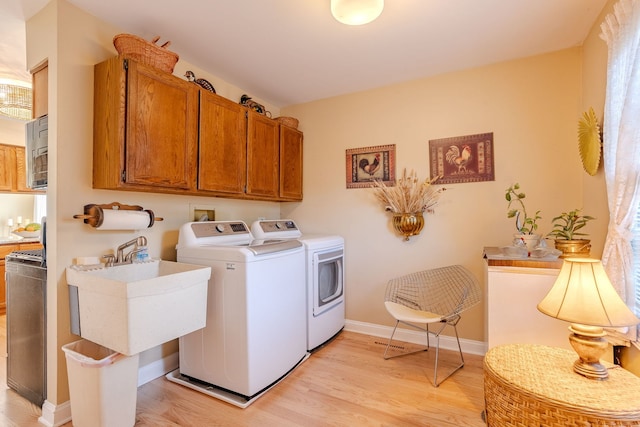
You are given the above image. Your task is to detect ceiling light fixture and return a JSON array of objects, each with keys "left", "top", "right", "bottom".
[
  {"left": 331, "top": 0, "right": 384, "bottom": 26},
  {"left": 0, "top": 79, "right": 32, "bottom": 121}
]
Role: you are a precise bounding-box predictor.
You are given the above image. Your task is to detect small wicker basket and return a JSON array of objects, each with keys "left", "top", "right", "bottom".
[
  {"left": 113, "top": 34, "right": 179, "bottom": 73},
  {"left": 275, "top": 116, "right": 299, "bottom": 129}
]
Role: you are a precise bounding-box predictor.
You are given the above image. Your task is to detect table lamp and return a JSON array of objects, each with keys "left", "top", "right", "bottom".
[{"left": 537, "top": 258, "right": 640, "bottom": 380}]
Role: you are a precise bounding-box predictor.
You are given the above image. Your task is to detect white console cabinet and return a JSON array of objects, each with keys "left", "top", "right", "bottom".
[{"left": 484, "top": 249, "right": 570, "bottom": 350}]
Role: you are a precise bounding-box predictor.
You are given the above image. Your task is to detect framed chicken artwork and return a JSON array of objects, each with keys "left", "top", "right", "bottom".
[
  {"left": 429, "top": 132, "right": 495, "bottom": 185},
  {"left": 345, "top": 144, "right": 395, "bottom": 189}
]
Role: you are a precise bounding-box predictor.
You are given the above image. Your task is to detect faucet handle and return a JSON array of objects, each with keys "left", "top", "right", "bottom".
[{"left": 102, "top": 254, "right": 115, "bottom": 267}]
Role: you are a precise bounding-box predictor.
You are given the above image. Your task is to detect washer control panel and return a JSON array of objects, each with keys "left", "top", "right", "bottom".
[
  {"left": 190, "top": 221, "right": 250, "bottom": 238},
  {"left": 258, "top": 220, "right": 298, "bottom": 233}
]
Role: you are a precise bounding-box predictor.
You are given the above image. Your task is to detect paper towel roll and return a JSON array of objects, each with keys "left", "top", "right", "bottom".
[{"left": 96, "top": 209, "right": 152, "bottom": 230}]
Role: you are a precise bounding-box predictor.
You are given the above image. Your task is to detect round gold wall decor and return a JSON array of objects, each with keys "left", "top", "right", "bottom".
[
  {"left": 392, "top": 212, "right": 424, "bottom": 241},
  {"left": 578, "top": 107, "right": 602, "bottom": 176}
]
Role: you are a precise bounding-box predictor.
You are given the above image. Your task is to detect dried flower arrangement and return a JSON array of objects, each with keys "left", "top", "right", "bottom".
[{"left": 372, "top": 169, "right": 445, "bottom": 214}]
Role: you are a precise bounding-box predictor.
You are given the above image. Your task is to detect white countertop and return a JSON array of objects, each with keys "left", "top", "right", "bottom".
[{"left": 0, "top": 236, "right": 41, "bottom": 245}]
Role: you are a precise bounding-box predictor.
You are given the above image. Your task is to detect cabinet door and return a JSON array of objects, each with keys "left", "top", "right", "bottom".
[
  {"left": 124, "top": 59, "right": 198, "bottom": 190},
  {"left": 279, "top": 125, "right": 303, "bottom": 201},
  {"left": 32, "top": 64, "right": 48, "bottom": 119},
  {"left": 0, "top": 145, "right": 14, "bottom": 191},
  {"left": 15, "top": 146, "right": 28, "bottom": 191},
  {"left": 198, "top": 91, "right": 247, "bottom": 194},
  {"left": 246, "top": 111, "right": 279, "bottom": 198}
]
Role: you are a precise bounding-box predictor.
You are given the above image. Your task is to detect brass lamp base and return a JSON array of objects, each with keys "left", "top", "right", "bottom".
[{"left": 568, "top": 324, "right": 609, "bottom": 380}]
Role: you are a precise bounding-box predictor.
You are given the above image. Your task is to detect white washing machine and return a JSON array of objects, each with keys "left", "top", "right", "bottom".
[
  {"left": 166, "top": 221, "right": 308, "bottom": 408},
  {"left": 251, "top": 219, "right": 345, "bottom": 352}
]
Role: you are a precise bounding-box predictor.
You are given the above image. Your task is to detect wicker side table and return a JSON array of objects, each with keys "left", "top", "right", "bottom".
[{"left": 484, "top": 344, "right": 640, "bottom": 426}]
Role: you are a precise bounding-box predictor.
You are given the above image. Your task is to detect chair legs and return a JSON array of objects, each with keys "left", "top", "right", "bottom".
[{"left": 383, "top": 315, "right": 465, "bottom": 387}]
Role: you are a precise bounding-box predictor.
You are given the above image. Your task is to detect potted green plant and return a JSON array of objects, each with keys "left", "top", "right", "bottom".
[
  {"left": 505, "top": 183, "right": 542, "bottom": 250},
  {"left": 547, "top": 209, "right": 595, "bottom": 258}
]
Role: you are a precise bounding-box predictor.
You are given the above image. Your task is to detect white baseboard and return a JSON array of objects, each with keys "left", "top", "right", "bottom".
[
  {"left": 344, "top": 319, "right": 487, "bottom": 356},
  {"left": 38, "top": 400, "right": 71, "bottom": 427},
  {"left": 137, "top": 351, "right": 179, "bottom": 387}
]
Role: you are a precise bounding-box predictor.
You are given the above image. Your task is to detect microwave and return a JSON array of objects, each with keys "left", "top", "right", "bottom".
[{"left": 25, "top": 115, "right": 48, "bottom": 189}]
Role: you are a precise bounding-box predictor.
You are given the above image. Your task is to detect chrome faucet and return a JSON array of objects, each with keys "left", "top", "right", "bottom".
[{"left": 115, "top": 236, "right": 148, "bottom": 264}]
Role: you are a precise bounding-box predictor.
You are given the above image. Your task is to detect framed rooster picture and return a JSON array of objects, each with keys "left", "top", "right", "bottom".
[
  {"left": 429, "top": 132, "right": 495, "bottom": 185},
  {"left": 346, "top": 144, "right": 395, "bottom": 189}
]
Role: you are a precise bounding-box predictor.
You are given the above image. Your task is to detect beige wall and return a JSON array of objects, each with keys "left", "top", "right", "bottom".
[
  {"left": 0, "top": 117, "right": 27, "bottom": 145},
  {"left": 27, "top": 0, "right": 282, "bottom": 405},
  {"left": 282, "top": 48, "right": 584, "bottom": 340}
]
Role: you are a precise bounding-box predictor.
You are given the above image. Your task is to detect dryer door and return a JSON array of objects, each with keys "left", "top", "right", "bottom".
[{"left": 313, "top": 248, "right": 344, "bottom": 316}]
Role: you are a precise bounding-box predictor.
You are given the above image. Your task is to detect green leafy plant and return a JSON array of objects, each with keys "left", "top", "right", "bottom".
[
  {"left": 547, "top": 209, "right": 595, "bottom": 240},
  {"left": 505, "top": 183, "right": 541, "bottom": 235}
]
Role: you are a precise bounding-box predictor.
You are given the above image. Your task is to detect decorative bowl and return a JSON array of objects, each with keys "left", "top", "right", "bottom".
[{"left": 13, "top": 230, "right": 40, "bottom": 238}]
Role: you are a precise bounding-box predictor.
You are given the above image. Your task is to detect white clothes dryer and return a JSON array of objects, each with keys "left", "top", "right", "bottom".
[
  {"left": 251, "top": 219, "right": 345, "bottom": 352},
  {"left": 166, "top": 221, "right": 308, "bottom": 408}
]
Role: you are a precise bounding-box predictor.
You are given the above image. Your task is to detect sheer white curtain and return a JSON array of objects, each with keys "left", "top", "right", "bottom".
[{"left": 600, "top": 0, "right": 640, "bottom": 339}]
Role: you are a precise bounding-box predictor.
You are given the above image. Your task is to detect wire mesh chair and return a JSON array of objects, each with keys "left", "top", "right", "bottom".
[{"left": 383, "top": 265, "right": 482, "bottom": 387}]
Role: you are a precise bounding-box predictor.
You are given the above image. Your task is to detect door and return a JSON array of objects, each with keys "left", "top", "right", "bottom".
[
  {"left": 279, "top": 125, "right": 303, "bottom": 201},
  {"left": 198, "top": 91, "right": 247, "bottom": 194},
  {"left": 313, "top": 248, "right": 344, "bottom": 316},
  {"left": 246, "top": 111, "right": 279, "bottom": 198},
  {"left": 0, "top": 145, "right": 14, "bottom": 191}
]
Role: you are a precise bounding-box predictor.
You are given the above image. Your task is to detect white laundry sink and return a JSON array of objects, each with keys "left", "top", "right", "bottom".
[{"left": 66, "top": 260, "right": 211, "bottom": 355}]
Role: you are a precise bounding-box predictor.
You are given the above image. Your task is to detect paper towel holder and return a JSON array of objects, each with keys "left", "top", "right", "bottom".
[{"left": 73, "top": 202, "right": 164, "bottom": 229}]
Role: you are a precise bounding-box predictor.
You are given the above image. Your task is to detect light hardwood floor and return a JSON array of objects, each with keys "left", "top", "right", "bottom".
[{"left": 0, "top": 316, "right": 486, "bottom": 426}]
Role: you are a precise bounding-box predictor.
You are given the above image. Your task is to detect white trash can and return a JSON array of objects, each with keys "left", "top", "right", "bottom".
[{"left": 62, "top": 339, "right": 139, "bottom": 427}]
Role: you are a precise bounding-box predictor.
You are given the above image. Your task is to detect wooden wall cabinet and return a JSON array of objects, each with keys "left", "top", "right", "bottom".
[
  {"left": 94, "top": 55, "right": 303, "bottom": 202},
  {"left": 197, "top": 91, "right": 301, "bottom": 201},
  {"left": 0, "top": 144, "right": 45, "bottom": 194},
  {"left": 93, "top": 56, "right": 199, "bottom": 193}
]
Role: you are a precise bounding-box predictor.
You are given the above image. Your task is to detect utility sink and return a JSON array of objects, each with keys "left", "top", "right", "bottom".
[{"left": 66, "top": 260, "right": 211, "bottom": 355}]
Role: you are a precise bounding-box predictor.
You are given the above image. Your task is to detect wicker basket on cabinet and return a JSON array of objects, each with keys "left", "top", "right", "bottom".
[{"left": 113, "top": 34, "right": 179, "bottom": 73}]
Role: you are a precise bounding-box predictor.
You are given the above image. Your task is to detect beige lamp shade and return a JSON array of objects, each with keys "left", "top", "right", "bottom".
[
  {"left": 331, "top": 0, "right": 384, "bottom": 25},
  {"left": 538, "top": 258, "right": 639, "bottom": 327}
]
